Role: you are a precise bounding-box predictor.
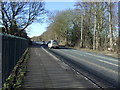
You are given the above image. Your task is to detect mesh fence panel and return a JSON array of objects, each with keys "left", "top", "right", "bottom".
[{"left": 0, "top": 33, "right": 29, "bottom": 88}]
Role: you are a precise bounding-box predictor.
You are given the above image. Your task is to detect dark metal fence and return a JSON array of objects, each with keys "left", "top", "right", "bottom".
[{"left": 0, "top": 33, "right": 29, "bottom": 88}]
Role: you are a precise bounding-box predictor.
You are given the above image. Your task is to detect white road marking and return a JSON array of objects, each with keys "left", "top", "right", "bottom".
[
  {"left": 42, "top": 48, "right": 70, "bottom": 70},
  {"left": 57, "top": 50, "right": 118, "bottom": 74},
  {"left": 83, "top": 52, "right": 118, "bottom": 62},
  {"left": 60, "top": 49, "right": 118, "bottom": 65},
  {"left": 97, "top": 59, "right": 118, "bottom": 67},
  {"left": 70, "top": 50, "right": 119, "bottom": 67},
  {"left": 81, "top": 50, "right": 117, "bottom": 62},
  {"left": 42, "top": 48, "right": 59, "bottom": 61}
]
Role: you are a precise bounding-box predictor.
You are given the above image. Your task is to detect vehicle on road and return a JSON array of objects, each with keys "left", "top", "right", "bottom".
[{"left": 47, "top": 40, "right": 59, "bottom": 49}]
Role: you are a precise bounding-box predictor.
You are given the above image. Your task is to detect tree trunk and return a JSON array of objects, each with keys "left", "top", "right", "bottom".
[
  {"left": 108, "top": 2, "right": 113, "bottom": 51},
  {"left": 104, "top": 30, "right": 108, "bottom": 51},
  {"left": 65, "top": 30, "right": 68, "bottom": 46},
  {"left": 93, "top": 11, "right": 97, "bottom": 50},
  {"left": 96, "top": 23, "right": 99, "bottom": 50},
  {"left": 80, "top": 15, "right": 83, "bottom": 48}
]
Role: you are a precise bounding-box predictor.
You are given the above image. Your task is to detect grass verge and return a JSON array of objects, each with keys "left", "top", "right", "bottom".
[
  {"left": 68, "top": 46, "right": 119, "bottom": 58},
  {"left": 2, "top": 48, "right": 30, "bottom": 89}
]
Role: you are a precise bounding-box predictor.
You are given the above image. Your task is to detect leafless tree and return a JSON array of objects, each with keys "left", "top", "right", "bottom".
[{"left": 0, "top": 2, "right": 46, "bottom": 35}]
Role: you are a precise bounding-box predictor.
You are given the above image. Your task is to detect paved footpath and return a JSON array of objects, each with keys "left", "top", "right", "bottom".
[{"left": 22, "top": 47, "right": 98, "bottom": 89}]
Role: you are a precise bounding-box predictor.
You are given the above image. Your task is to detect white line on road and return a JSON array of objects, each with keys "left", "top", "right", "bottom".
[
  {"left": 97, "top": 59, "right": 118, "bottom": 67},
  {"left": 61, "top": 49, "right": 118, "bottom": 64},
  {"left": 56, "top": 50, "right": 118, "bottom": 74},
  {"left": 77, "top": 50, "right": 118, "bottom": 62},
  {"left": 83, "top": 52, "right": 118, "bottom": 62},
  {"left": 42, "top": 48, "right": 70, "bottom": 70},
  {"left": 42, "top": 48, "right": 59, "bottom": 61},
  {"left": 70, "top": 49, "right": 119, "bottom": 67}
]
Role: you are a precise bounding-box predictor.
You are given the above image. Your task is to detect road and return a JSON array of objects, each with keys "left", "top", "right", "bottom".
[{"left": 43, "top": 45, "right": 119, "bottom": 88}]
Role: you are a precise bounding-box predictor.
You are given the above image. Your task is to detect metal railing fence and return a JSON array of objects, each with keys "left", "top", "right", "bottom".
[{"left": 0, "top": 33, "right": 29, "bottom": 88}]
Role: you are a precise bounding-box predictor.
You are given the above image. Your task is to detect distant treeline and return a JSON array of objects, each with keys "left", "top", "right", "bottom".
[{"left": 33, "top": 2, "right": 119, "bottom": 52}]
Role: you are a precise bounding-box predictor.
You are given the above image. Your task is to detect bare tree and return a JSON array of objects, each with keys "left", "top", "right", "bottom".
[
  {"left": 0, "top": 2, "right": 46, "bottom": 36},
  {"left": 37, "top": 2, "right": 118, "bottom": 53},
  {"left": 108, "top": 2, "right": 113, "bottom": 51}
]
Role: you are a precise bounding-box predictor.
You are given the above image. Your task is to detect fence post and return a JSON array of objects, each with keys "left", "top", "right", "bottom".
[{"left": 0, "top": 34, "right": 2, "bottom": 88}]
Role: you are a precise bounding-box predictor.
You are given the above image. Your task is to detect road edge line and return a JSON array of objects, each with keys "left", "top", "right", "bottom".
[{"left": 42, "top": 48, "right": 60, "bottom": 61}]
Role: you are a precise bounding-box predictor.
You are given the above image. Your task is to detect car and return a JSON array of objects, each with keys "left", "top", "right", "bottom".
[{"left": 47, "top": 40, "right": 59, "bottom": 49}]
